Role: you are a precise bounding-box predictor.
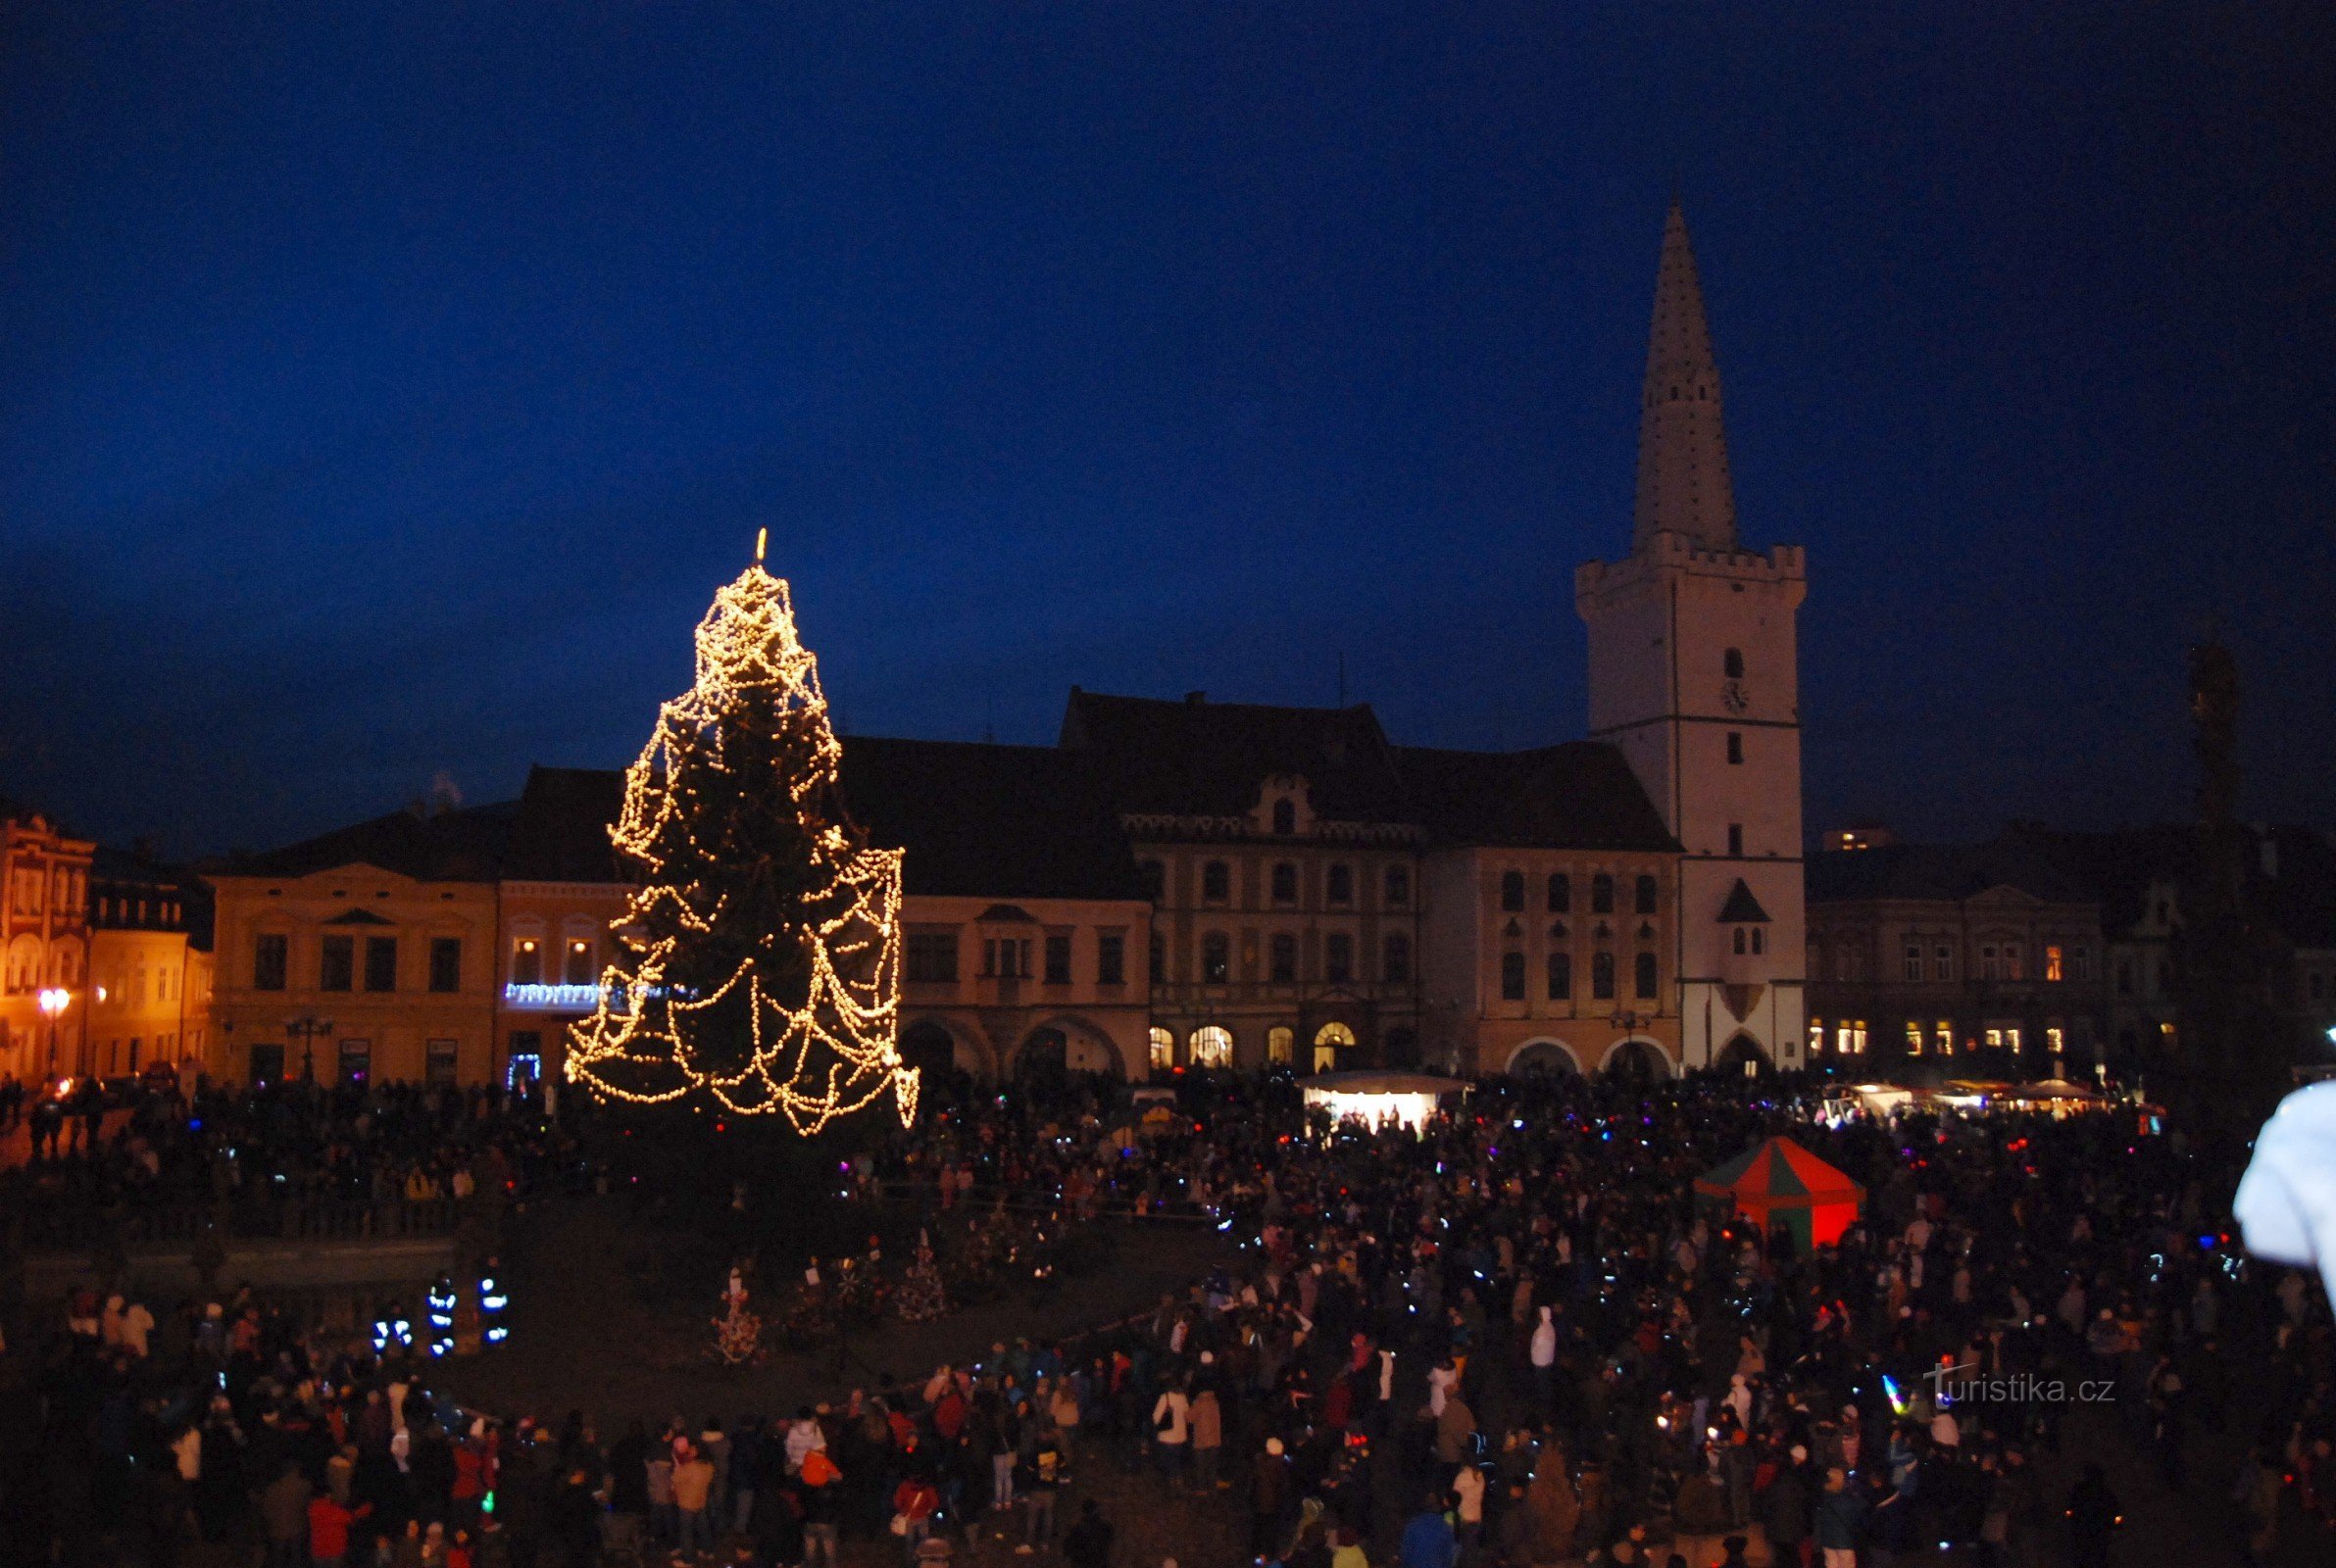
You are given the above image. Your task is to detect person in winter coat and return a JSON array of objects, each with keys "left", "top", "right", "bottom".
[
  {"left": 1814, "top": 1468, "right": 1867, "bottom": 1568},
  {"left": 307, "top": 1493, "right": 373, "bottom": 1568},
  {"left": 1187, "top": 1389, "right": 1224, "bottom": 1492},
  {"left": 255, "top": 1458, "right": 311, "bottom": 1567},
  {"left": 1398, "top": 1494, "right": 1459, "bottom": 1568},
  {"left": 672, "top": 1444, "right": 718, "bottom": 1555},
  {"left": 1757, "top": 1449, "right": 1813, "bottom": 1565}
]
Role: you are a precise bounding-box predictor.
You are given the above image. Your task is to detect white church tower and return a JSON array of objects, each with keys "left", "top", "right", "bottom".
[{"left": 1575, "top": 204, "right": 1808, "bottom": 1073}]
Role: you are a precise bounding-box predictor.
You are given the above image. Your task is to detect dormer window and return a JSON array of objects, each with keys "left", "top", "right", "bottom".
[{"left": 1271, "top": 798, "right": 1296, "bottom": 836}]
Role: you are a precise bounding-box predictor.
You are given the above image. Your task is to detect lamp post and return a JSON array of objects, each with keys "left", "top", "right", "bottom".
[
  {"left": 37, "top": 988, "right": 72, "bottom": 1078},
  {"left": 286, "top": 1013, "right": 335, "bottom": 1083}
]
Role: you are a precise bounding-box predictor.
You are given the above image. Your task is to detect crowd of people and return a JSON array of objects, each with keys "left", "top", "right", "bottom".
[{"left": 8, "top": 1064, "right": 2336, "bottom": 1568}]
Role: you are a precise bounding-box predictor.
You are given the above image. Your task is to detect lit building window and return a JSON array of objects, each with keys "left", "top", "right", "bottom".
[
  {"left": 2045, "top": 945, "right": 2064, "bottom": 982},
  {"left": 565, "top": 939, "right": 593, "bottom": 986},
  {"left": 1853, "top": 1020, "right": 1867, "bottom": 1054},
  {"left": 1984, "top": 1026, "right": 2003, "bottom": 1050},
  {"left": 1267, "top": 1025, "right": 1295, "bottom": 1066},
  {"left": 1936, "top": 1021, "right": 1953, "bottom": 1055},
  {"left": 1906, "top": 1021, "right": 1924, "bottom": 1054},
  {"left": 1189, "top": 1025, "right": 1233, "bottom": 1068},
  {"left": 2047, "top": 1025, "right": 2064, "bottom": 1054},
  {"left": 2005, "top": 1025, "right": 2022, "bottom": 1053},
  {"left": 1808, "top": 1017, "right": 1824, "bottom": 1054},
  {"left": 512, "top": 938, "right": 542, "bottom": 986},
  {"left": 1148, "top": 1026, "right": 1174, "bottom": 1070},
  {"left": 1313, "top": 1020, "right": 1356, "bottom": 1072},
  {"left": 1834, "top": 1023, "right": 1852, "bottom": 1054}
]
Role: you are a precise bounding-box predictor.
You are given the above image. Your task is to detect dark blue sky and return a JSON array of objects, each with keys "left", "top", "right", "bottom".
[{"left": 3, "top": 4, "right": 2330, "bottom": 856}]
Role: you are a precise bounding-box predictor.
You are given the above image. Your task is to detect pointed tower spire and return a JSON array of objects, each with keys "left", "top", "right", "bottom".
[{"left": 1631, "top": 202, "right": 1738, "bottom": 553}]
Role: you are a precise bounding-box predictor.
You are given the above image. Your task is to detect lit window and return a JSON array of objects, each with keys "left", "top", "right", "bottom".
[
  {"left": 1313, "top": 1020, "right": 1355, "bottom": 1072},
  {"left": 2045, "top": 945, "right": 2064, "bottom": 982},
  {"left": 1937, "top": 1021, "right": 1954, "bottom": 1055},
  {"left": 1984, "top": 1027, "right": 2003, "bottom": 1050},
  {"left": 1148, "top": 1027, "right": 1174, "bottom": 1070},
  {"left": 1834, "top": 1023, "right": 1852, "bottom": 1054},
  {"left": 1267, "top": 1025, "right": 1295, "bottom": 1065},
  {"left": 2047, "top": 1025, "right": 2064, "bottom": 1054},
  {"left": 565, "top": 939, "right": 593, "bottom": 986},
  {"left": 2005, "top": 1025, "right": 2021, "bottom": 1053},
  {"left": 512, "top": 938, "right": 542, "bottom": 986},
  {"left": 1906, "top": 1021, "right": 1924, "bottom": 1054},
  {"left": 1189, "top": 1025, "right": 1232, "bottom": 1069},
  {"left": 1807, "top": 1017, "right": 1824, "bottom": 1054},
  {"left": 1853, "top": 1020, "right": 1867, "bottom": 1054}
]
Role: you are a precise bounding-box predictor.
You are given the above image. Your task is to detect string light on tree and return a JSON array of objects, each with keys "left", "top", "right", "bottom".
[{"left": 567, "top": 531, "right": 919, "bottom": 1132}]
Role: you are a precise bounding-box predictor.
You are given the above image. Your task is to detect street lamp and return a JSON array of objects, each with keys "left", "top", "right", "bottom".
[
  {"left": 37, "top": 987, "right": 72, "bottom": 1076},
  {"left": 286, "top": 1013, "right": 335, "bottom": 1083}
]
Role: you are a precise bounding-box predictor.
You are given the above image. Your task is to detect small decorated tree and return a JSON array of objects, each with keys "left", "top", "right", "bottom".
[
  {"left": 897, "top": 1228, "right": 948, "bottom": 1322},
  {"left": 568, "top": 536, "right": 919, "bottom": 1131}
]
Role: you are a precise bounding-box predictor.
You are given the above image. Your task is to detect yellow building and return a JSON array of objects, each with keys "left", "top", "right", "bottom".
[
  {"left": 2, "top": 805, "right": 93, "bottom": 1084},
  {"left": 205, "top": 808, "right": 504, "bottom": 1086},
  {"left": 86, "top": 846, "right": 214, "bottom": 1080}
]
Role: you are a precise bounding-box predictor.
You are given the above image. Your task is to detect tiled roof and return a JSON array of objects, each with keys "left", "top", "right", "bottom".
[
  {"left": 505, "top": 766, "right": 629, "bottom": 882},
  {"left": 1059, "top": 689, "right": 1409, "bottom": 822},
  {"left": 840, "top": 736, "right": 1149, "bottom": 903},
  {"left": 1807, "top": 837, "right": 2095, "bottom": 906},
  {"left": 1394, "top": 742, "right": 1677, "bottom": 852},
  {"left": 211, "top": 803, "right": 516, "bottom": 884}
]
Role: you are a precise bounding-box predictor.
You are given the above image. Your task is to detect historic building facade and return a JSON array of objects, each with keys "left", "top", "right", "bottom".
[
  {"left": 86, "top": 847, "right": 214, "bottom": 1081},
  {"left": 1806, "top": 837, "right": 2108, "bottom": 1073},
  {"left": 200, "top": 203, "right": 1812, "bottom": 1089},
  {"left": 1, "top": 805, "right": 93, "bottom": 1081}
]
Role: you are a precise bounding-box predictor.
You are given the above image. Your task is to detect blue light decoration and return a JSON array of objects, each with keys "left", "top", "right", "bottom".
[
  {"left": 372, "top": 1309, "right": 415, "bottom": 1357},
  {"left": 425, "top": 1276, "right": 458, "bottom": 1359},
  {"left": 478, "top": 1267, "right": 509, "bottom": 1345}
]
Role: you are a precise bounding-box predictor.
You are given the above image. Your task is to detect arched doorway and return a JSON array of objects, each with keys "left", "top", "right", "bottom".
[
  {"left": 1715, "top": 1034, "right": 1771, "bottom": 1078},
  {"left": 899, "top": 1020, "right": 960, "bottom": 1081},
  {"left": 1014, "top": 1027, "right": 1069, "bottom": 1085},
  {"left": 1509, "top": 1040, "right": 1580, "bottom": 1077},
  {"left": 1603, "top": 1039, "right": 1667, "bottom": 1082},
  {"left": 1312, "top": 1020, "right": 1356, "bottom": 1073}
]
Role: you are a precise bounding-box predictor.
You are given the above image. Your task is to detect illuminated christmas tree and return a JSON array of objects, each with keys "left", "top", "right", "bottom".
[
  {"left": 896, "top": 1228, "right": 947, "bottom": 1322},
  {"left": 567, "top": 534, "right": 919, "bottom": 1132}
]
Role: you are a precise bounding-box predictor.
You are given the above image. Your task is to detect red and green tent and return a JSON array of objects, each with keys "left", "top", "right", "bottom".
[{"left": 1694, "top": 1137, "right": 1864, "bottom": 1250}]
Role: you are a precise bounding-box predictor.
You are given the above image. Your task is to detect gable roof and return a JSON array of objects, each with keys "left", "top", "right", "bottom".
[
  {"left": 1807, "top": 836, "right": 2093, "bottom": 906},
  {"left": 1396, "top": 743, "right": 1677, "bottom": 852},
  {"left": 505, "top": 766, "right": 629, "bottom": 883},
  {"left": 212, "top": 803, "right": 516, "bottom": 884},
  {"left": 839, "top": 736, "right": 1149, "bottom": 902},
  {"left": 1059, "top": 688, "right": 1409, "bottom": 822},
  {"left": 1716, "top": 879, "right": 1770, "bottom": 923}
]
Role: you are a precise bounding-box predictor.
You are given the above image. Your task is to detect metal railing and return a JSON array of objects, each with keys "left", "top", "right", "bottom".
[{"left": 15, "top": 1194, "right": 467, "bottom": 1254}]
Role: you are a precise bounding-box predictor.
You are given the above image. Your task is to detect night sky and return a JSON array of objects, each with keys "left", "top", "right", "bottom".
[{"left": 4, "top": 5, "right": 2330, "bottom": 857}]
